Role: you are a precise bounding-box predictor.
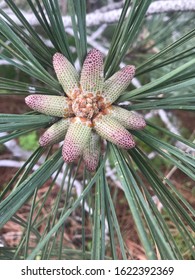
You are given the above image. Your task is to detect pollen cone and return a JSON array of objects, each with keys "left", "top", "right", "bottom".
[
  {"left": 80, "top": 49, "right": 104, "bottom": 95},
  {"left": 53, "top": 53, "right": 79, "bottom": 99},
  {"left": 25, "top": 95, "right": 73, "bottom": 118},
  {"left": 106, "top": 106, "right": 146, "bottom": 130},
  {"left": 62, "top": 117, "right": 92, "bottom": 163},
  {"left": 39, "top": 119, "right": 70, "bottom": 146},
  {"left": 102, "top": 65, "right": 135, "bottom": 105},
  {"left": 93, "top": 113, "right": 135, "bottom": 149},
  {"left": 83, "top": 132, "right": 100, "bottom": 172}
]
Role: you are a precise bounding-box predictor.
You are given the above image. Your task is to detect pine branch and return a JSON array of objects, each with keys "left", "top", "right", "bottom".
[{"left": 2, "top": 1, "right": 195, "bottom": 28}]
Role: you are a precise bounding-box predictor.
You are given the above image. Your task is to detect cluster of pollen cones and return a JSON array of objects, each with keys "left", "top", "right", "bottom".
[{"left": 25, "top": 49, "right": 146, "bottom": 171}]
